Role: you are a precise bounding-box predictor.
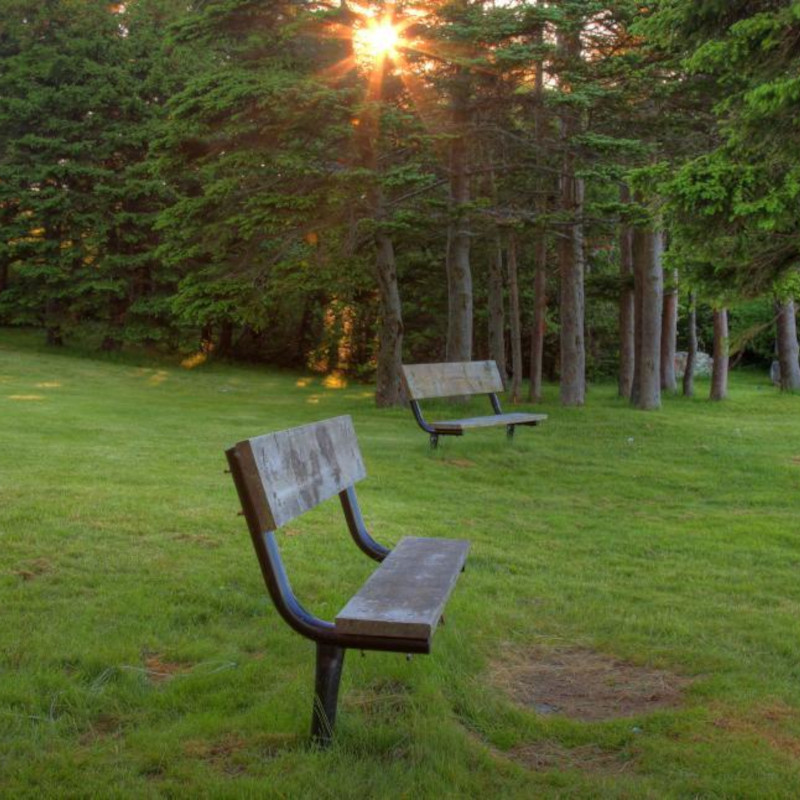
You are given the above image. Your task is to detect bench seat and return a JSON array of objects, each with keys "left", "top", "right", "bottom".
[
  {"left": 336, "top": 537, "right": 469, "bottom": 643},
  {"left": 431, "top": 412, "right": 547, "bottom": 433}
]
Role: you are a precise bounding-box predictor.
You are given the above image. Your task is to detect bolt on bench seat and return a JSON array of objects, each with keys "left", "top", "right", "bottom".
[
  {"left": 225, "top": 415, "right": 469, "bottom": 745},
  {"left": 402, "top": 360, "right": 547, "bottom": 448}
]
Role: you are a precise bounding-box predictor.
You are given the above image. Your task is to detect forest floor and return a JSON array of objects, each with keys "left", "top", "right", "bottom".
[{"left": 2, "top": 328, "right": 800, "bottom": 798}]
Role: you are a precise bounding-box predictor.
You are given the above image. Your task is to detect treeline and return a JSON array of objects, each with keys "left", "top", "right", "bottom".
[{"left": 1, "top": 0, "right": 799, "bottom": 406}]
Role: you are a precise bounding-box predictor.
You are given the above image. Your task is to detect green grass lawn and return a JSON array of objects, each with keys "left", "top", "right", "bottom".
[{"left": 2, "top": 328, "right": 800, "bottom": 798}]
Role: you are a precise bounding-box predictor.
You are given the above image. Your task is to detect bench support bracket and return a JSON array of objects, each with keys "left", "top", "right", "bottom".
[{"left": 311, "top": 642, "right": 346, "bottom": 746}]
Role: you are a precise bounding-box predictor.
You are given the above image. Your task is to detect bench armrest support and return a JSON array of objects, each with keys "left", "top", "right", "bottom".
[
  {"left": 339, "top": 486, "right": 390, "bottom": 562},
  {"left": 409, "top": 399, "right": 437, "bottom": 435},
  {"left": 261, "top": 530, "right": 337, "bottom": 640},
  {"left": 489, "top": 392, "right": 503, "bottom": 415}
]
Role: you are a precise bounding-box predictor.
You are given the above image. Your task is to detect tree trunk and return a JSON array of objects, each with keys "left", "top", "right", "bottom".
[
  {"left": 775, "top": 298, "right": 800, "bottom": 391},
  {"left": 559, "top": 174, "right": 586, "bottom": 406},
  {"left": 529, "top": 230, "right": 547, "bottom": 402},
  {"left": 0, "top": 262, "right": 8, "bottom": 294},
  {"left": 618, "top": 185, "right": 635, "bottom": 399},
  {"left": 445, "top": 68, "right": 472, "bottom": 362},
  {"left": 487, "top": 234, "right": 506, "bottom": 384},
  {"left": 374, "top": 231, "right": 405, "bottom": 406},
  {"left": 528, "top": 18, "right": 547, "bottom": 404},
  {"left": 354, "top": 64, "right": 405, "bottom": 408},
  {"left": 661, "top": 268, "right": 679, "bottom": 392},
  {"left": 631, "top": 227, "right": 663, "bottom": 410},
  {"left": 507, "top": 232, "right": 523, "bottom": 403},
  {"left": 710, "top": 307, "right": 729, "bottom": 401},
  {"left": 557, "top": 26, "right": 585, "bottom": 407},
  {"left": 683, "top": 291, "right": 697, "bottom": 397}
]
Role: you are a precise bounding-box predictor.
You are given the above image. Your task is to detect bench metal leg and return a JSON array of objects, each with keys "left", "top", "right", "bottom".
[
  {"left": 506, "top": 424, "right": 515, "bottom": 440},
  {"left": 311, "top": 642, "right": 345, "bottom": 746},
  {"left": 429, "top": 433, "right": 439, "bottom": 449}
]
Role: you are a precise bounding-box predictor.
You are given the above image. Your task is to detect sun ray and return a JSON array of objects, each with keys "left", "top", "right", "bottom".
[{"left": 318, "top": 54, "right": 359, "bottom": 83}]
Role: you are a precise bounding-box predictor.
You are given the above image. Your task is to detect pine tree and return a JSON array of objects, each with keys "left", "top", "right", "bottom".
[{"left": 0, "top": 0, "right": 188, "bottom": 347}]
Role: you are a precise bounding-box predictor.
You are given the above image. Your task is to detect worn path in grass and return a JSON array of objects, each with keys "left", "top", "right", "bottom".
[{"left": 2, "top": 329, "right": 800, "bottom": 798}]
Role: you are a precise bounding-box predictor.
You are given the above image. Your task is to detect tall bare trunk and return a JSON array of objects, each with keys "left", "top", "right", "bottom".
[
  {"left": 529, "top": 24, "right": 547, "bottom": 404},
  {"left": 507, "top": 232, "right": 523, "bottom": 403},
  {"left": 618, "top": 185, "right": 634, "bottom": 399},
  {"left": 529, "top": 231, "right": 547, "bottom": 402},
  {"left": 775, "top": 298, "right": 800, "bottom": 391},
  {"left": 710, "top": 307, "right": 729, "bottom": 401},
  {"left": 557, "top": 26, "right": 585, "bottom": 407},
  {"left": 683, "top": 291, "right": 697, "bottom": 397},
  {"left": 356, "top": 82, "right": 404, "bottom": 407},
  {"left": 374, "top": 232, "right": 404, "bottom": 406},
  {"left": 661, "top": 268, "right": 679, "bottom": 392},
  {"left": 488, "top": 234, "right": 506, "bottom": 383},
  {"left": 446, "top": 68, "right": 472, "bottom": 362},
  {"left": 559, "top": 174, "right": 585, "bottom": 406},
  {"left": 631, "top": 226, "right": 663, "bottom": 410}
]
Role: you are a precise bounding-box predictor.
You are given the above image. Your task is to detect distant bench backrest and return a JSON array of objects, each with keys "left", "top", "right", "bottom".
[
  {"left": 401, "top": 361, "right": 504, "bottom": 401},
  {"left": 227, "top": 415, "right": 366, "bottom": 535}
]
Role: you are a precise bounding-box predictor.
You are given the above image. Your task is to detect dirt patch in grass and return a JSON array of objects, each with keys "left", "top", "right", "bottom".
[
  {"left": 142, "top": 653, "right": 191, "bottom": 684},
  {"left": 466, "top": 728, "right": 635, "bottom": 777},
  {"left": 184, "top": 732, "right": 296, "bottom": 774},
  {"left": 344, "top": 678, "right": 411, "bottom": 721},
  {"left": 491, "top": 646, "right": 689, "bottom": 722},
  {"left": 184, "top": 734, "right": 249, "bottom": 775},
  {"left": 508, "top": 740, "right": 634, "bottom": 774},
  {"left": 11, "top": 557, "right": 53, "bottom": 581},
  {"left": 711, "top": 702, "right": 800, "bottom": 759},
  {"left": 174, "top": 533, "right": 220, "bottom": 548},
  {"left": 441, "top": 458, "right": 477, "bottom": 468},
  {"left": 79, "top": 713, "right": 124, "bottom": 744}
]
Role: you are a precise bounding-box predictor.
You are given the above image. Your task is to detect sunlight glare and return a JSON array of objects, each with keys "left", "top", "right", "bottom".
[{"left": 354, "top": 17, "right": 401, "bottom": 63}]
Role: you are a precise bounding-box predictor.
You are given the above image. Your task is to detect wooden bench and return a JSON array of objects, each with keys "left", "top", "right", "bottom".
[
  {"left": 225, "top": 415, "right": 469, "bottom": 745},
  {"left": 401, "top": 360, "right": 548, "bottom": 448}
]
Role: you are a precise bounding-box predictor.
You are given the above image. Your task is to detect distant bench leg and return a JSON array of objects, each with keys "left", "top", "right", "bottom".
[
  {"left": 429, "top": 433, "right": 439, "bottom": 449},
  {"left": 311, "top": 642, "right": 346, "bottom": 746},
  {"left": 506, "top": 424, "right": 515, "bottom": 440}
]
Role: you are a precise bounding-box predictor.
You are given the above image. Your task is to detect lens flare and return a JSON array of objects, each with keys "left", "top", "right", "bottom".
[{"left": 354, "top": 17, "right": 401, "bottom": 63}]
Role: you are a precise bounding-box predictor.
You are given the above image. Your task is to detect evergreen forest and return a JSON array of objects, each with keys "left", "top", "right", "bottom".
[{"left": 2, "top": 0, "right": 800, "bottom": 406}]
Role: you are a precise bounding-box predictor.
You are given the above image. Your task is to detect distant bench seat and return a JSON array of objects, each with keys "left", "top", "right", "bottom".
[{"left": 401, "top": 361, "right": 547, "bottom": 448}]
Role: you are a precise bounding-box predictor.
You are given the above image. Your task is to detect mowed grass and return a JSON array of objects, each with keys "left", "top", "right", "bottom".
[{"left": 2, "top": 328, "right": 800, "bottom": 798}]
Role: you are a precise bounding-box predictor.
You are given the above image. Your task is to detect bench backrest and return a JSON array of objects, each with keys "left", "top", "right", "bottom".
[
  {"left": 401, "top": 361, "right": 504, "bottom": 401},
  {"left": 226, "top": 415, "right": 366, "bottom": 534}
]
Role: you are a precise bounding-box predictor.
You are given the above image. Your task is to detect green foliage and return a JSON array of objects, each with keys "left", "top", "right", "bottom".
[
  {"left": 0, "top": 0, "right": 796, "bottom": 381},
  {"left": 0, "top": 0, "right": 190, "bottom": 347},
  {"left": 645, "top": 0, "right": 800, "bottom": 294}
]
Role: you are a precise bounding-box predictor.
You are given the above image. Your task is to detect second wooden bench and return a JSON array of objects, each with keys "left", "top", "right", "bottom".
[{"left": 402, "top": 360, "right": 548, "bottom": 448}]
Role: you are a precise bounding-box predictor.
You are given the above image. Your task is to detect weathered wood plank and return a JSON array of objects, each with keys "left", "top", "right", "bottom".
[
  {"left": 335, "top": 537, "right": 470, "bottom": 640},
  {"left": 432, "top": 412, "right": 548, "bottom": 431},
  {"left": 401, "top": 361, "right": 504, "bottom": 400},
  {"left": 234, "top": 415, "right": 366, "bottom": 531}
]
